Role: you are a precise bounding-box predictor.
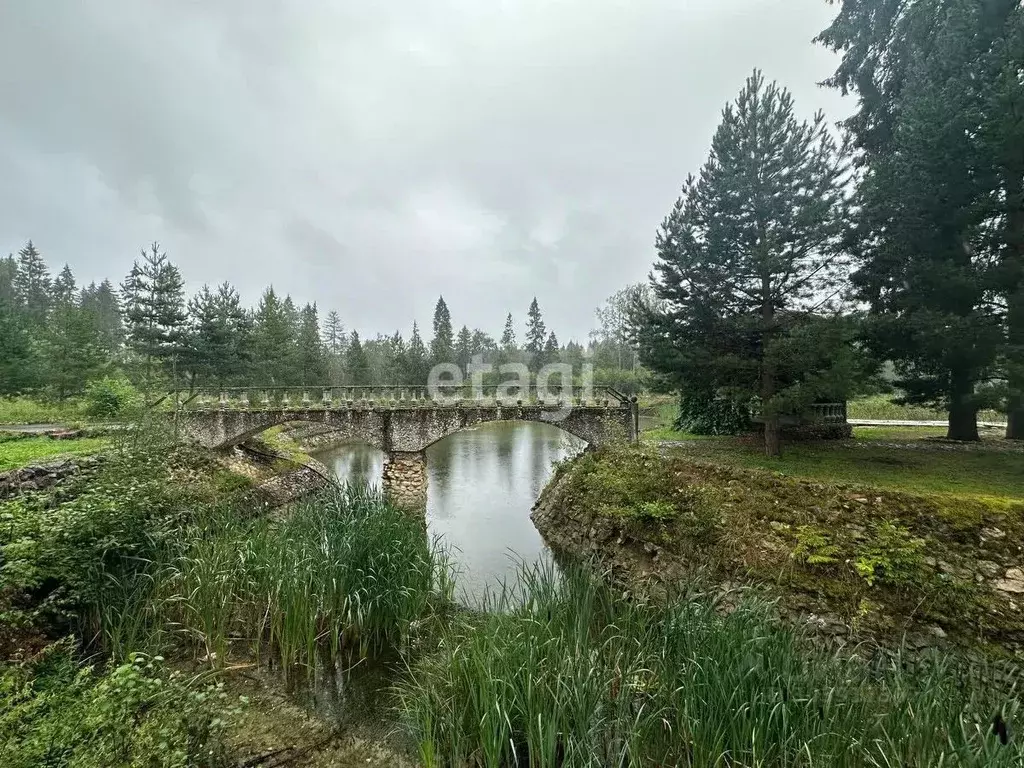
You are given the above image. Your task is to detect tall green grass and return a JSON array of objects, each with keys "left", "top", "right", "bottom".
[
  {"left": 100, "top": 486, "right": 453, "bottom": 677},
  {"left": 399, "top": 560, "right": 1024, "bottom": 767}
]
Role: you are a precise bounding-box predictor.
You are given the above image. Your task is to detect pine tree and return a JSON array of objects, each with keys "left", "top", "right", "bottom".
[
  {"left": 296, "top": 303, "right": 329, "bottom": 385},
  {"left": 820, "top": 1, "right": 1010, "bottom": 441},
  {"left": 455, "top": 325, "right": 473, "bottom": 370},
  {"left": 0, "top": 278, "right": 38, "bottom": 395},
  {"left": 525, "top": 298, "right": 547, "bottom": 372},
  {"left": 500, "top": 313, "right": 516, "bottom": 351},
  {"left": 184, "top": 283, "right": 249, "bottom": 389},
  {"left": 345, "top": 331, "right": 371, "bottom": 385},
  {"left": 252, "top": 287, "right": 295, "bottom": 385},
  {"left": 0, "top": 255, "right": 16, "bottom": 306},
  {"left": 121, "top": 242, "right": 187, "bottom": 391},
  {"left": 542, "top": 331, "right": 560, "bottom": 368},
  {"left": 405, "top": 322, "right": 429, "bottom": 384},
  {"left": 431, "top": 296, "right": 454, "bottom": 363},
  {"left": 633, "top": 71, "right": 854, "bottom": 456},
  {"left": 14, "top": 241, "right": 50, "bottom": 327},
  {"left": 80, "top": 279, "right": 124, "bottom": 354},
  {"left": 470, "top": 329, "right": 496, "bottom": 360},
  {"left": 323, "top": 310, "right": 345, "bottom": 354},
  {"left": 51, "top": 264, "right": 77, "bottom": 308}
]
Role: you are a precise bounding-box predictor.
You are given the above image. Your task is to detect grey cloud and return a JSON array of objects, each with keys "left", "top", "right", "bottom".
[{"left": 0, "top": 0, "right": 850, "bottom": 340}]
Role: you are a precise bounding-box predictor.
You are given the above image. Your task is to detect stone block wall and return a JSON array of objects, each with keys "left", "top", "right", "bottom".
[{"left": 382, "top": 451, "right": 428, "bottom": 511}]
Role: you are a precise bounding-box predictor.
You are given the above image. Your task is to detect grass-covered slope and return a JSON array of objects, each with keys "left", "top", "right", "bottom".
[{"left": 533, "top": 445, "right": 1024, "bottom": 650}]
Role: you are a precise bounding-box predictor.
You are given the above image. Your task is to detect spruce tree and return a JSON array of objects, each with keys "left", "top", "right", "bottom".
[
  {"left": 525, "top": 298, "right": 547, "bottom": 372},
  {"left": 184, "top": 283, "right": 249, "bottom": 389},
  {"left": 0, "top": 255, "right": 16, "bottom": 306},
  {"left": 405, "top": 322, "right": 429, "bottom": 384},
  {"left": 0, "top": 279, "right": 38, "bottom": 395},
  {"left": 542, "top": 331, "right": 560, "bottom": 368},
  {"left": 252, "top": 287, "right": 295, "bottom": 386},
  {"left": 323, "top": 310, "right": 345, "bottom": 354},
  {"left": 345, "top": 331, "right": 371, "bottom": 385},
  {"left": 500, "top": 313, "right": 516, "bottom": 351},
  {"left": 431, "top": 296, "right": 454, "bottom": 363},
  {"left": 14, "top": 240, "right": 50, "bottom": 327},
  {"left": 455, "top": 325, "right": 473, "bottom": 370},
  {"left": 80, "top": 279, "right": 124, "bottom": 354},
  {"left": 633, "top": 71, "right": 853, "bottom": 456},
  {"left": 296, "top": 303, "right": 329, "bottom": 385},
  {"left": 819, "top": 0, "right": 1012, "bottom": 440},
  {"left": 121, "top": 243, "right": 187, "bottom": 391}
]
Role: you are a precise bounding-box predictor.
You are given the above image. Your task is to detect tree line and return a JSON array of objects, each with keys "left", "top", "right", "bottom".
[
  {"left": 0, "top": 241, "right": 646, "bottom": 400},
  {"left": 632, "top": 0, "right": 1023, "bottom": 453}
]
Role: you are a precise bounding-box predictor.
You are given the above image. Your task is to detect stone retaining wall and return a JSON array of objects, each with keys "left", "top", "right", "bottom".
[{"left": 0, "top": 457, "right": 101, "bottom": 499}]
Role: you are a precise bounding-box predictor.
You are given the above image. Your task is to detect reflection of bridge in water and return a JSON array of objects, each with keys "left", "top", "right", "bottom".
[{"left": 171, "top": 385, "right": 638, "bottom": 508}]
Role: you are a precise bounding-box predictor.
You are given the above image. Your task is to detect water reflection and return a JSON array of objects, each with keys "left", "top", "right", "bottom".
[{"left": 313, "top": 421, "right": 585, "bottom": 602}]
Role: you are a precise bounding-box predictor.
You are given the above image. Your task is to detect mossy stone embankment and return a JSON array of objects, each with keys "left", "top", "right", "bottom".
[{"left": 532, "top": 445, "right": 1024, "bottom": 652}]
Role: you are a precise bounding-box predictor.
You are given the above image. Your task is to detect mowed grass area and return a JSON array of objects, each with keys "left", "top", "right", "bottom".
[
  {"left": 664, "top": 435, "right": 1024, "bottom": 503},
  {"left": 0, "top": 436, "right": 109, "bottom": 471}
]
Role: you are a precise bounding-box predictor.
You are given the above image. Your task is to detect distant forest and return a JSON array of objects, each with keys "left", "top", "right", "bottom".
[{"left": 0, "top": 240, "right": 647, "bottom": 399}]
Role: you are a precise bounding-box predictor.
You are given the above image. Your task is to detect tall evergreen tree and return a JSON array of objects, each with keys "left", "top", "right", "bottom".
[
  {"left": 296, "top": 303, "right": 329, "bottom": 385},
  {"left": 80, "top": 279, "right": 124, "bottom": 354},
  {"left": 405, "top": 322, "right": 429, "bottom": 384},
  {"left": 633, "top": 71, "right": 854, "bottom": 456},
  {"left": 121, "top": 242, "right": 187, "bottom": 391},
  {"left": 184, "top": 283, "right": 249, "bottom": 389},
  {"left": 525, "top": 298, "right": 547, "bottom": 372},
  {"left": 431, "top": 296, "right": 454, "bottom": 363},
  {"left": 500, "top": 313, "right": 516, "bottom": 351},
  {"left": 252, "top": 287, "right": 295, "bottom": 385},
  {"left": 542, "top": 331, "right": 560, "bottom": 368},
  {"left": 323, "top": 310, "right": 345, "bottom": 354},
  {"left": 819, "top": 0, "right": 1012, "bottom": 440},
  {"left": 455, "top": 325, "right": 473, "bottom": 370},
  {"left": 345, "top": 331, "right": 371, "bottom": 385},
  {"left": 14, "top": 240, "right": 50, "bottom": 327},
  {"left": 0, "top": 275, "right": 38, "bottom": 395}
]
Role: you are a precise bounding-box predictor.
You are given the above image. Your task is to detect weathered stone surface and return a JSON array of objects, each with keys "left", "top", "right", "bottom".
[
  {"left": 996, "top": 568, "right": 1024, "bottom": 594},
  {"left": 382, "top": 451, "right": 428, "bottom": 511},
  {"left": 177, "top": 403, "right": 636, "bottom": 452},
  {"left": 0, "top": 457, "right": 101, "bottom": 499}
]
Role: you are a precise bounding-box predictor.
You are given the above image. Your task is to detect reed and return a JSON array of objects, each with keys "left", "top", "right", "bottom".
[
  {"left": 398, "top": 559, "right": 1024, "bottom": 767},
  {"left": 98, "top": 485, "right": 452, "bottom": 676}
]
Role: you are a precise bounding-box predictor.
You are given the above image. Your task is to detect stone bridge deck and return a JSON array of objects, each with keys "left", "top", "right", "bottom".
[{"left": 170, "top": 386, "right": 638, "bottom": 509}]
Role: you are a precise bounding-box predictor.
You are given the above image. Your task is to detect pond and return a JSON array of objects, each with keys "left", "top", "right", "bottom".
[{"left": 313, "top": 421, "right": 585, "bottom": 603}]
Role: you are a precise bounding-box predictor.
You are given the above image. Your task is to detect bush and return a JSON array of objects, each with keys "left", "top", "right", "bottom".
[
  {"left": 0, "top": 642, "right": 239, "bottom": 768},
  {"left": 676, "top": 390, "right": 753, "bottom": 435},
  {"left": 83, "top": 378, "right": 141, "bottom": 419}
]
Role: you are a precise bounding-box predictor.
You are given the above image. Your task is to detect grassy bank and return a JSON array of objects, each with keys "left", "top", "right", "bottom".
[
  {"left": 0, "top": 397, "right": 85, "bottom": 426},
  {"left": 0, "top": 435, "right": 109, "bottom": 471},
  {"left": 401, "top": 560, "right": 1024, "bottom": 767}
]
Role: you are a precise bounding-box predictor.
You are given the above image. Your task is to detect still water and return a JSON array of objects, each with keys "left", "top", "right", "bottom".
[{"left": 313, "top": 421, "right": 585, "bottom": 602}]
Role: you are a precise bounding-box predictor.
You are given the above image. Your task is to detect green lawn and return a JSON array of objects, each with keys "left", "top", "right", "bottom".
[
  {"left": 665, "top": 437, "right": 1024, "bottom": 503},
  {"left": 0, "top": 397, "right": 85, "bottom": 425},
  {"left": 0, "top": 437, "right": 108, "bottom": 471}
]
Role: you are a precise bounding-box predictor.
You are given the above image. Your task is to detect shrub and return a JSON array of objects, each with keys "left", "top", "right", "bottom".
[
  {"left": 0, "top": 641, "right": 239, "bottom": 768},
  {"left": 83, "top": 377, "right": 141, "bottom": 419},
  {"left": 676, "top": 389, "right": 753, "bottom": 435}
]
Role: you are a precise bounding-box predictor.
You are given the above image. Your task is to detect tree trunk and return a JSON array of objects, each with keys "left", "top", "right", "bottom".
[
  {"left": 764, "top": 417, "right": 781, "bottom": 458},
  {"left": 947, "top": 394, "right": 980, "bottom": 442},
  {"left": 1007, "top": 400, "right": 1024, "bottom": 441}
]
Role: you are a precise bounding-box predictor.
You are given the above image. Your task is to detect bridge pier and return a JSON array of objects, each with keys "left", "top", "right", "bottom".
[{"left": 382, "top": 451, "right": 428, "bottom": 512}]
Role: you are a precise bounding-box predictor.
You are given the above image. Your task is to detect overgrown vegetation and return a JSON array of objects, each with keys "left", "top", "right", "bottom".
[
  {"left": 401, "top": 560, "right": 1024, "bottom": 767},
  {"left": 543, "top": 444, "right": 1024, "bottom": 645},
  {"left": 1, "top": 642, "right": 238, "bottom": 768}
]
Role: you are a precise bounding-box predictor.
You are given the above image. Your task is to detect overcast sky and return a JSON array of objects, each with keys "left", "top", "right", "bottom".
[{"left": 0, "top": 0, "right": 850, "bottom": 341}]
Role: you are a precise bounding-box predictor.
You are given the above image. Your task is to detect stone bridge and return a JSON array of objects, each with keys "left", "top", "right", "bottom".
[{"left": 170, "top": 386, "right": 638, "bottom": 508}]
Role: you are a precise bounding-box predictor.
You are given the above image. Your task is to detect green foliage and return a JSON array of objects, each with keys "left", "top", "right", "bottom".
[
  {"left": 792, "top": 525, "right": 843, "bottom": 565},
  {"left": 571, "top": 446, "right": 721, "bottom": 537},
  {"left": 0, "top": 642, "right": 238, "bottom": 768},
  {"left": 401, "top": 560, "right": 1024, "bottom": 767},
  {"left": 0, "top": 397, "right": 85, "bottom": 425},
  {"left": 633, "top": 70, "right": 859, "bottom": 455},
  {"left": 854, "top": 520, "right": 927, "bottom": 588},
  {"left": 83, "top": 377, "right": 141, "bottom": 418},
  {"left": 675, "top": 389, "right": 752, "bottom": 435}
]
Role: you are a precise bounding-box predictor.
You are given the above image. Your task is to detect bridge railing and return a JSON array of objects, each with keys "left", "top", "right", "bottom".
[{"left": 165, "top": 385, "right": 633, "bottom": 411}]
